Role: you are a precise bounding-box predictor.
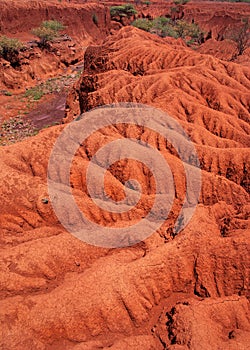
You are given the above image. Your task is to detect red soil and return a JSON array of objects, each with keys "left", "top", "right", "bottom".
[
  {"left": 0, "top": 0, "right": 110, "bottom": 43},
  {"left": 0, "top": 0, "right": 112, "bottom": 128},
  {"left": 0, "top": 2, "right": 249, "bottom": 350},
  {"left": 0, "top": 0, "right": 111, "bottom": 90}
]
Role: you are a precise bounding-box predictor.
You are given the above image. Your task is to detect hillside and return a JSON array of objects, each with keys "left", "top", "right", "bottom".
[{"left": 0, "top": 1, "right": 249, "bottom": 350}]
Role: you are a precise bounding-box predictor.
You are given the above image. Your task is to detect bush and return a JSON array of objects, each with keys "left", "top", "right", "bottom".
[
  {"left": 0, "top": 36, "right": 23, "bottom": 64},
  {"left": 225, "top": 18, "right": 249, "bottom": 55},
  {"left": 32, "top": 27, "right": 56, "bottom": 47},
  {"left": 42, "top": 20, "right": 64, "bottom": 32},
  {"left": 110, "top": 4, "right": 137, "bottom": 20},
  {"left": 32, "top": 20, "right": 64, "bottom": 47},
  {"left": 132, "top": 17, "right": 176, "bottom": 38},
  {"left": 151, "top": 17, "right": 175, "bottom": 37},
  {"left": 175, "top": 20, "right": 203, "bottom": 41},
  {"left": 132, "top": 18, "right": 154, "bottom": 32},
  {"left": 132, "top": 17, "right": 203, "bottom": 42}
]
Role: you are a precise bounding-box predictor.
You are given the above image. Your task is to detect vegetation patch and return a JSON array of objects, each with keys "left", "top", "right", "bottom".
[
  {"left": 0, "top": 115, "right": 38, "bottom": 146},
  {"left": 224, "top": 18, "right": 249, "bottom": 56},
  {"left": 0, "top": 36, "right": 23, "bottom": 67},
  {"left": 32, "top": 20, "right": 65, "bottom": 48},
  {"left": 24, "top": 86, "right": 45, "bottom": 101},
  {"left": 110, "top": 4, "right": 137, "bottom": 20},
  {"left": 132, "top": 17, "right": 204, "bottom": 45},
  {"left": 23, "top": 72, "right": 77, "bottom": 102}
]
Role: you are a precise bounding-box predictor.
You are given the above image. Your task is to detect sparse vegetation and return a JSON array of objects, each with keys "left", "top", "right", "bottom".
[
  {"left": 110, "top": 4, "right": 137, "bottom": 20},
  {"left": 0, "top": 115, "right": 38, "bottom": 146},
  {"left": 132, "top": 17, "right": 204, "bottom": 44},
  {"left": 170, "top": 0, "right": 189, "bottom": 17},
  {"left": 25, "top": 86, "right": 45, "bottom": 101},
  {"left": 225, "top": 18, "right": 250, "bottom": 56},
  {"left": 0, "top": 36, "right": 23, "bottom": 66},
  {"left": 32, "top": 20, "right": 65, "bottom": 48},
  {"left": 42, "top": 20, "right": 64, "bottom": 32},
  {"left": 132, "top": 18, "right": 154, "bottom": 32},
  {"left": 32, "top": 27, "right": 56, "bottom": 47},
  {"left": 23, "top": 70, "right": 82, "bottom": 106},
  {"left": 175, "top": 20, "right": 203, "bottom": 42}
]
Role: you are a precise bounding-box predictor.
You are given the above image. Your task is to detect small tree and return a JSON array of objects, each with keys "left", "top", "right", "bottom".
[
  {"left": 170, "top": 0, "right": 189, "bottom": 20},
  {"left": 32, "top": 20, "right": 64, "bottom": 48},
  {"left": 110, "top": 4, "right": 137, "bottom": 21},
  {"left": 175, "top": 20, "right": 203, "bottom": 42},
  {"left": 131, "top": 17, "right": 203, "bottom": 43},
  {"left": 151, "top": 17, "right": 174, "bottom": 38},
  {"left": 0, "top": 36, "right": 23, "bottom": 66},
  {"left": 225, "top": 18, "right": 250, "bottom": 56}
]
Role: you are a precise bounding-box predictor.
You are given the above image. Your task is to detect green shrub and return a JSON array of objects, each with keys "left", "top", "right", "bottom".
[
  {"left": 0, "top": 36, "right": 23, "bottom": 64},
  {"left": 175, "top": 20, "right": 203, "bottom": 40},
  {"left": 132, "top": 17, "right": 176, "bottom": 38},
  {"left": 132, "top": 17, "right": 203, "bottom": 42},
  {"left": 110, "top": 4, "right": 137, "bottom": 20},
  {"left": 132, "top": 18, "right": 153, "bottom": 32},
  {"left": 186, "top": 38, "right": 196, "bottom": 46},
  {"left": 32, "top": 27, "right": 56, "bottom": 46},
  {"left": 152, "top": 17, "right": 171, "bottom": 28},
  {"left": 32, "top": 20, "right": 64, "bottom": 47},
  {"left": 25, "top": 86, "right": 45, "bottom": 101},
  {"left": 224, "top": 18, "right": 249, "bottom": 55},
  {"left": 151, "top": 17, "right": 175, "bottom": 37},
  {"left": 42, "top": 20, "right": 64, "bottom": 32},
  {"left": 161, "top": 26, "right": 179, "bottom": 39}
]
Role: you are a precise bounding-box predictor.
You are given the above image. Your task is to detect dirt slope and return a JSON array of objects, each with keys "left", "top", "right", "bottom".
[
  {"left": 0, "top": 9, "right": 250, "bottom": 350},
  {"left": 0, "top": 0, "right": 111, "bottom": 90},
  {"left": 0, "top": 0, "right": 110, "bottom": 43}
]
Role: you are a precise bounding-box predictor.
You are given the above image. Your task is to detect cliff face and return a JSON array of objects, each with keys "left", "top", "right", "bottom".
[
  {"left": 137, "top": 1, "right": 250, "bottom": 39},
  {"left": 0, "top": 21, "right": 249, "bottom": 349},
  {"left": 0, "top": 0, "right": 111, "bottom": 90},
  {"left": 183, "top": 1, "right": 250, "bottom": 40},
  {"left": 0, "top": 0, "right": 110, "bottom": 43}
]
